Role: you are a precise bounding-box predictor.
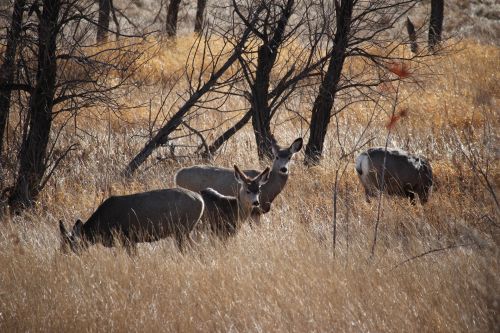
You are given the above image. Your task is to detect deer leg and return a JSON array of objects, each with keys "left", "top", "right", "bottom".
[
  {"left": 364, "top": 188, "right": 372, "bottom": 203},
  {"left": 249, "top": 211, "right": 262, "bottom": 227},
  {"left": 405, "top": 190, "right": 416, "bottom": 205},
  {"left": 175, "top": 233, "right": 185, "bottom": 254},
  {"left": 186, "top": 232, "right": 197, "bottom": 251},
  {"left": 125, "top": 240, "right": 138, "bottom": 257}
]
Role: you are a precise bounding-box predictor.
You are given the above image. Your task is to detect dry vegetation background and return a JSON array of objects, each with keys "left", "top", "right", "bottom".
[{"left": 0, "top": 1, "right": 499, "bottom": 332}]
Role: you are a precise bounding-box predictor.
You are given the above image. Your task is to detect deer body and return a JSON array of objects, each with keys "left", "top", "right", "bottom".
[
  {"left": 175, "top": 138, "right": 302, "bottom": 221},
  {"left": 200, "top": 165, "right": 270, "bottom": 239},
  {"left": 355, "top": 147, "right": 433, "bottom": 204},
  {"left": 59, "top": 188, "right": 204, "bottom": 253}
]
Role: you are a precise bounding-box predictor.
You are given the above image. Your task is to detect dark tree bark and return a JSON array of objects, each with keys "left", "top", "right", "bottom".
[
  {"left": 406, "top": 17, "right": 418, "bottom": 53},
  {"left": 304, "top": 0, "right": 354, "bottom": 166},
  {"left": 249, "top": 0, "right": 294, "bottom": 160},
  {"left": 194, "top": 0, "right": 207, "bottom": 33},
  {"left": 9, "top": 0, "right": 60, "bottom": 209},
  {"left": 251, "top": 45, "right": 275, "bottom": 160},
  {"left": 166, "top": 0, "right": 182, "bottom": 37},
  {"left": 96, "top": 0, "right": 111, "bottom": 43},
  {"left": 0, "top": 0, "right": 26, "bottom": 155},
  {"left": 428, "top": 0, "right": 444, "bottom": 51}
]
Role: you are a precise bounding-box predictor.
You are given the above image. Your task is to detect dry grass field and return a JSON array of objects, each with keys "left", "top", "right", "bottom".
[{"left": 0, "top": 29, "right": 499, "bottom": 333}]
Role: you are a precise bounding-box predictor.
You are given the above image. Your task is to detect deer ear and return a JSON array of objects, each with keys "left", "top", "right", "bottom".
[
  {"left": 271, "top": 141, "right": 279, "bottom": 157},
  {"left": 290, "top": 138, "right": 303, "bottom": 153},
  {"left": 258, "top": 167, "right": 271, "bottom": 186},
  {"left": 234, "top": 165, "right": 245, "bottom": 185},
  {"left": 73, "top": 219, "right": 83, "bottom": 238},
  {"left": 59, "top": 220, "right": 67, "bottom": 236}
]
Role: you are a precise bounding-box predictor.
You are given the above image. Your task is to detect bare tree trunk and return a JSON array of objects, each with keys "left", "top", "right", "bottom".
[
  {"left": 251, "top": 0, "right": 294, "bottom": 160},
  {"left": 0, "top": 0, "right": 25, "bottom": 155},
  {"left": 194, "top": 0, "right": 207, "bottom": 33},
  {"left": 166, "top": 0, "right": 182, "bottom": 37},
  {"left": 9, "top": 0, "right": 60, "bottom": 209},
  {"left": 304, "top": 0, "right": 354, "bottom": 166},
  {"left": 428, "top": 0, "right": 444, "bottom": 51},
  {"left": 96, "top": 0, "right": 111, "bottom": 43},
  {"left": 251, "top": 45, "right": 275, "bottom": 160}
]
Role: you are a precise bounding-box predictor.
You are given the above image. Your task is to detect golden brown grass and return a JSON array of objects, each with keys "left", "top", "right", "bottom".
[{"left": 0, "top": 38, "right": 499, "bottom": 332}]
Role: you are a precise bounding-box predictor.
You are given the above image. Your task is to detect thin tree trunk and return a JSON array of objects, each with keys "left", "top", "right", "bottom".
[
  {"left": 194, "top": 0, "right": 207, "bottom": 33},
  {"left": 428, "top": 0, "right": 444, "bottom": 51},
  {"left": 9, "top": 0, "right": 60, "bottom": 209},
  {"left": 96, "top": 0, "right": 111, "bottom": 43},
  {"left": 251, "top": 44, "right": 274, "bottom": 160},
  {"left": 304, "top": 0, "right": 354, "bottom": 166},
  {"left": 166, "top": 0, "right": 182, "bottom": 37},
  {"left": 0, "top": 0, "right": 26, "bottom": 155},
  {"left": 251, "top": 0, "right": 294, "bottom": 160}
]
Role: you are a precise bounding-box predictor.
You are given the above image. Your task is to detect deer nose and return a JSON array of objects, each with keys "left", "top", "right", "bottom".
[
  {"left": 280, "top": 167, "right": 287, "bottom": 173},
  {"left": 252, "top": 200, "right": 260, "bottom": 206}
]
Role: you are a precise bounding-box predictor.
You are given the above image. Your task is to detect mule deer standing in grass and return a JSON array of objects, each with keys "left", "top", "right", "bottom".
[
  {"left": 59, "top": 188, "right": 204, "bottom": 254},
  {"left": 175, "top": 138, "right": 302, "bottom": 223},
  {"left": 355, "top": 147, "right": 433, "bottom": 205},
  {"left": 200, "top": 165, "right": 270, "bottom": 239}
]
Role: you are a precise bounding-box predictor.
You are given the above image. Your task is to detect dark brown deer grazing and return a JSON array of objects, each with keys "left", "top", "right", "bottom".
[
  {"left": 59, "top": 188, "right": 204, "bottom": 254},
  {"left": 175, "top": 137, "right": 302, "bottom": 224},
  {"left": 355, "top": 147, "right": 433, "bottom": 205},
  {"left": 200, "top": 165, "right": 270, "bottom": 239}
]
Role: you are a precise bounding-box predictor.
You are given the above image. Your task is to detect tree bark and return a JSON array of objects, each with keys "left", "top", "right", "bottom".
[
  {"left": 194, "top": 0, "right": 207, "bottom": 33},
  {"left": 9, "top": 0, "right": 60, "bottom": 209},
  {"left": 428, "top": 0, "right": 444, "bottom": 51},
  {"left": 96, "top": 0, "right": 111, "bottom": 43},
  {"left": 304, "top": 0, "right": 354, "bottom": 166},
  {"left": 0, "top": 0, "right": 26, "bottom": 155},
  {"left": 250, "top": 0, "right": 294, "bottom": 160},
  {"left": 251, "top": 45, "right": 274, "bottom": 160},
  {"left": 166, "top": 0, "right": 182, "bottom": 37}
]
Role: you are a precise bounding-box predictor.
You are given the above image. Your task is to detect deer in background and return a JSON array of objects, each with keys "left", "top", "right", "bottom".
[
  {"left": 355, "top": 147, "right": 433, "bottom": 205},
  {"left": 200, "top": 165, "right": 270, "bottom": 239},
  {"left": 59, "top": 188, "right": 204, "bottom": 254},
  {"left": 175, "top": 137, "right": 303, "bottom": 224}
]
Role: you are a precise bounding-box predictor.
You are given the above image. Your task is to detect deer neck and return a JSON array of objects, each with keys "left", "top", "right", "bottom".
[
  {"left": 236, "top": 195, "right": 252, "bottom": 223},
  {"left": 262, "top": 169, "right": 288, "bottom": 203}
]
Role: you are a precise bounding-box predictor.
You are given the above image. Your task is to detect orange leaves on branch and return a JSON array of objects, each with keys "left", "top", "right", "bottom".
[
  {"left": 386, "top": 108, "right": 408, "bottom": 130},
  {"left": 387, "top": 62, "right": 411, "bottom": 78}
]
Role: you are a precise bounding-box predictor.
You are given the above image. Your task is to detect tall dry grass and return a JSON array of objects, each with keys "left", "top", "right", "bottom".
[{"left": 0, "top": 38, "right": 498, "bottom": 332}]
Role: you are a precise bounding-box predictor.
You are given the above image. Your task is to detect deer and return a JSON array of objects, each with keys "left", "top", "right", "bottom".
[
  {"left": 200, "top": 165, "right": 270, "bottom": 239},
  {"left": 59, "top": 188, "right": 204, "bottom": 254},
  {"left": 175, "top": 137, "right": 302, "bottom": 224},
  {"left": 355, "top": 147, "right": 433, "bottom": 205}
]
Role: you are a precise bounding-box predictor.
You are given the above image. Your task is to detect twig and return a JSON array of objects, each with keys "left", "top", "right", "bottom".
[
  {"left": 390, "top": 242, "right": 476, "bottom": 272},
  {"left": 182, "top": 121, "right": 210, "bottom": 159}
]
